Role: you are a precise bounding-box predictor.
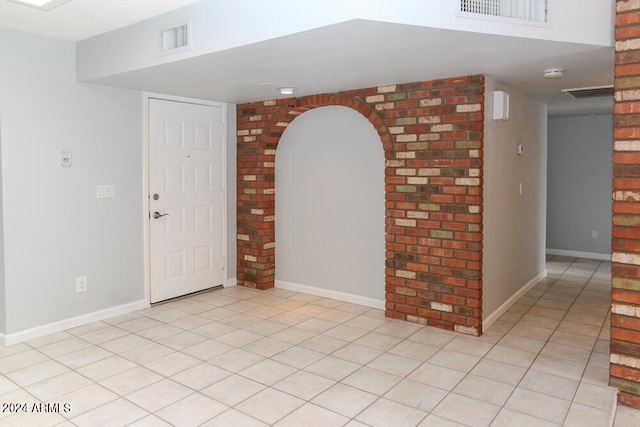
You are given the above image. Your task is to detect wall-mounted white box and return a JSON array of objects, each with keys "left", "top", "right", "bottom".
[
  {"left": 493, "top": 91, "right": 510, "bottom": 121},
  {"left": 97, "top": 185, "right": 116, "bottom": 198}
]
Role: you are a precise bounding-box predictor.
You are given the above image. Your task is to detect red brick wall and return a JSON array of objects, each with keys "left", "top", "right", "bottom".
[
  {"left": 612, "top": 0, "right": 640, "bottom": 408},
  {"left": 237, "top": 76, "right": 485, "bottom": 335}
]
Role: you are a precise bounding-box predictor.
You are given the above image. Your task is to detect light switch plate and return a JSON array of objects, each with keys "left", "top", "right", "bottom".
[{"left": 97, "top": 185, "right": 116, "bottom": 198}]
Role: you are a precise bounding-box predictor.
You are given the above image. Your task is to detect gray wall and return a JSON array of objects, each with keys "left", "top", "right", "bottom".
[
  {"left": 547, "top": 115, "right": 613, "bottom": 256},
  {"left": 483, "top": 78, "right": 548, "bottom": 323},
  {"left": 0, "top": 28, "right": 239, "bottom": 338},
  {"left": 0, "top": 117, "right": 4, "bottom": 334},
  {"left": 0, "top": 28, "right": 144, "bottom": 335},
  {"left": 275, "top": 106, "right": 385, "bottom": 304}
]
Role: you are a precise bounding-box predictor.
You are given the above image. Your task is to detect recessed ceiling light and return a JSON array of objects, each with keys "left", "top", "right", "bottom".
[
  {"left": 7, "top": 0, "right": 72, "bottom": 11},
  {"left": 278, "top": 87, "right": 297, "bottom": 95}
]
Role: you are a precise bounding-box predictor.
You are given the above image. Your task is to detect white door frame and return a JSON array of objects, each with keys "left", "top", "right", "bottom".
[{"left": 143, "top": 92, "right": 229, "bottom": 305}]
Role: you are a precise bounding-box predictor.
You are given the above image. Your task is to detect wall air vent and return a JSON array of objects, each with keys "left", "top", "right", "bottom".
[
  {"left": 561, "top": 86, "right": 615, "bottom": 99},
  {"left": 460, "top": 0, "right": 547, "bottom": 23},
  {"left": 160, "top": 23, "right": 190, "bottom": 55}
]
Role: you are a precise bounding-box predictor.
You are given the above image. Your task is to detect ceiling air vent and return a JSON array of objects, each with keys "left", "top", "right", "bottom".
[
  {"left": 460, "top": 0, "right": 547, "bottom": 22},
  {"left": 160, "top": 23, "right": 190, "bottom": 55},
  {"left": 561, "top": 86, "right": 615, "bottom": 99},
  {"left": 460, "top": 0, "right": 501, "bottom": 16}
]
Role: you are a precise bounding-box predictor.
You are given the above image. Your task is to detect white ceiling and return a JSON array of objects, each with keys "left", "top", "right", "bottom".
[
  {"left": 0, "top": 0, "right": 203, "bottom": 41},
  {"left": 0, "top": 0, "right": 615, "bottom": 116}
]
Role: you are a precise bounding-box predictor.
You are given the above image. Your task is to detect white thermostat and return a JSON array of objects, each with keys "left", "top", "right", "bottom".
[{"left": 59, "top": 151, "right": 72, "bottom": 167}]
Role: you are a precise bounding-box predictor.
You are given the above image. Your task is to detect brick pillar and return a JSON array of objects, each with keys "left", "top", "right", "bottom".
[
  {"left": 611, "top": 0, "right": 640, "bottom": 408},
  {"left": 236, "top": 76, "right": 484, "bottom": 335}
]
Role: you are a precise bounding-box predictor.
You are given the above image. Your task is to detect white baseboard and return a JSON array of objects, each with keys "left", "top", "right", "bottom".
[
  {"left": 1, "top": 299, "right": 149, "bottom": 346},
  {"left": 483, "top": 270, "right": 547, "bottom": 331},
  {"left": 546, "top": 248, "right": 611, "bottom": 261},
  {"left": 608, "top": 392, "right": 618, "bottom": 427},
  {"left": 225, "top": 278, "right": 238, "bottom": 287},
  {"left": 275, "top": 280, "right": 385, "bottom": 310}
]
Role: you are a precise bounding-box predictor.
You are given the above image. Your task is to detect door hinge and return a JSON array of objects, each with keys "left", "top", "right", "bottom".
[{"left": 221, "top": 258, "right": 226, "bottom": 269}]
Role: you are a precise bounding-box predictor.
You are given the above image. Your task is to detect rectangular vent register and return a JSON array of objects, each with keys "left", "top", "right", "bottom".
[
  {"left": 460, "top": 0, "right": 547, "bottom": 23},
  {"left": 161, "top": 23, "right": 190, "bottom": 55}
]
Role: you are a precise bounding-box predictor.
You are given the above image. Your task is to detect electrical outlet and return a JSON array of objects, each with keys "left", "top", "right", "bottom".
[
  {"left": 592, "top": 230, "right": 598, "bottom": 239},
  {"left": 76, "top": 276, "right": 87, "bottom": 293}
]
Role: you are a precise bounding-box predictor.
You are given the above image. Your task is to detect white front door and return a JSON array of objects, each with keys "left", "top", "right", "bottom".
[{"left": 148, "top": 98, "right": 225, "bottom": 303}]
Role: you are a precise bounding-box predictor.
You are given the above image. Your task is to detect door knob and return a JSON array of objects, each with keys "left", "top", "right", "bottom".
[{"left": 153, "top": 211, "right": 169, "bottom": 219}]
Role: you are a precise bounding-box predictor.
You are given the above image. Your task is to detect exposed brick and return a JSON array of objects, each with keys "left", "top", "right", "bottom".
[
  {"left": 614, "top": 191, "right": 640, "bottom": 201},
  {"left": 612, "top": 353, "right": 640, "bottom": 370},
  {"left": 617, "top": 89, "right": 640, "bottom": 103},
  {"left": 613, "top": 303, "right": 640, "bottom": 317},
  {"left": 617, "top": 50, "right": 640, "bottom": 67},
  {"left": 614, "top": 277, "right": 640, "bottom": 291},
  {"left": 616, "top": 140, "right": 640, "bottom": 151},
  {"left": 619, "top": 0, "right": 640, "bottom": 13},
  {"left": 615, "top": 214, "right": 640, "bottom": 228},
  {"left": 619, "top": 389, "right": 640, "bottom": 407},
  {"left": 614, "top": 1, "right": 640, "bottom": 406},
  {"left": 614, "top": 289, "right": 640, "bottom": 305},
  {"left": 613, "top": 252, "right": 640, "bottom": 265},
  {"left": 617, "top": 25, "right": 640, "bottom": 42},
  {"left": 614, "top": 325, "right": 640, "bottom": 346},
  {"left": 237, "top": 75, "right": 484, "bottom": 336},
  {"left": 378, "top": 84, "right": 397, "bottom": 93}
]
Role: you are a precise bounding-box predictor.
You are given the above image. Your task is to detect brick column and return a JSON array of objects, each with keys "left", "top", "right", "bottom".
[
  {"left": 611, "top": 0, "right": 640, "bottom": 408},
  {"left": 237, "top": 76, "right": 484, "bottom": 335}
]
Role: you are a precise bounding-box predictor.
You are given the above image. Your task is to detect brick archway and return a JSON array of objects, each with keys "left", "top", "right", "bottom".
[
  {"left": 237, "top": 76, "right": 485, "bottom": 335},
  {"left": 262, "top": 93, "right": 393, "bottom": 153},
  {"left": 236, "top": 93, "right": 391, "bottom": 290}
]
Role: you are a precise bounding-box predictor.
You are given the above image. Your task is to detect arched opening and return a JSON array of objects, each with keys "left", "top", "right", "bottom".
[
  {"left": 274, "top": 106, "right": 385, "bottom": 306},
  {"left": 237, "top": 77, "right": 485, "bottom": 335}
]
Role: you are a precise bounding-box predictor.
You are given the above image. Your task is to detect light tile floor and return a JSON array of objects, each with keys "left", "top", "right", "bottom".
[{"left": 1, "top": 256, "right": 640, "bottom": 426}]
